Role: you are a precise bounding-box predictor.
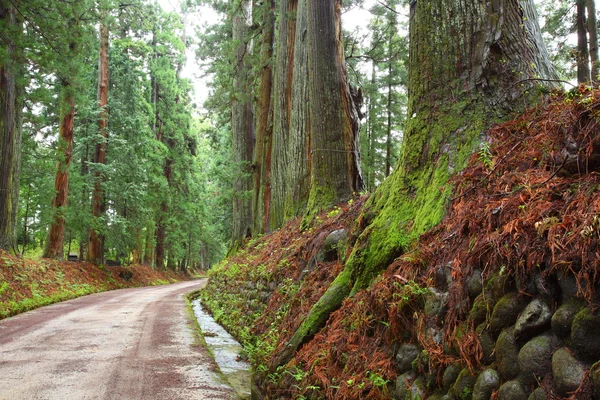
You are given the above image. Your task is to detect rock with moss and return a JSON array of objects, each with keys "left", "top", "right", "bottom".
[
  {"left": 571, "top": 307, "right": 600, "bottom": 362},
  {"left": 424, "top": 288, "right": 449, "bottom": 319},
  {"left": 451, "top": 368, "right": 476, "bottom": 400},
  {"left": 395, "top": 371, "right": 417, "bottom": 399},
  {"left": 396, "top": 344, "right": 420, "bottom": 374},
  {"left": 551, "top": 300, "right": 582, "bottom": 339},
  {"left": 478, "top": 329, "right": 496, "bottom": 364},
  {"left": 466, "top": 269, "right": 483, "bottom": 299},
  {"left": 527, "top": 387, "right": 548, "bottom": 400},
  {"left": 317, "top": 229, "right": 348, "bottom": 262},
  {"left": 469, "top": 296, "right": 490, "bottom": 326},
  {"left": 497, "top": 380, "right": 527, "bottom": 400},
  {"left": 408, "top": 377, "right": 426, "bottom": 400},
  {"left": 518, "top": 334, "right": 555, "bottom": 384},
  {"left": 442, "top": 364, "right": 463, "bottom": 390},
  {"left": 472, "top": 369, "right": 500, "bottom": 400},
  {"left": 514, "top": 298, "right": 551, "bottom": 340},
  {"left": 495, "top": 327, "right": 520, "bottom": 380},
  {"left": 552, "top": 347, "right": 586, "bottom": 397},
  {"left": 489, "top": 293, "right": 527, "bottom": 333}
]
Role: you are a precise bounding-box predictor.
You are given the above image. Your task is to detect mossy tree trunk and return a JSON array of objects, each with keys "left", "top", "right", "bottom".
[
  {"left": 276, "top": 0, "right": 557, "bottom": 367},
  {"left": 577, "top": 0, "right": 591, "bottom": 84},
  {"left": 231, "top": 0, "right": 255, "bottom": 249},
  {"left": 303, "top": 0, "right": 363, "bottom": 223}
]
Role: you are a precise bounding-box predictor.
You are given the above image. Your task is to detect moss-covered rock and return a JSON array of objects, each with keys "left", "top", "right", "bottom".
[
  {"left": 395, "top": 344, "right": 420, "bottom": 374},
  {"left": 451, "top": 368, "right": 476, "bottom": 400},
  {"left": 466, "top": 269, "right": 483, "bottom": 299},
  {"left": 551, "top": 300, "right": 583, "bottom": 339},
  {"left": 514, "top": 298, "right": 552, "bottom": 340},
  {"left": 571, "top": 307, "right": 600, "bottom": 362},
  {"left": 478, "top": 330, "right": 496, "bottom": 364},
  {"left": 395, "top": 371, "right": 417, "bottom": 400},
  {"left": 497, "top": 380, "right": 527, "bottom": 400},
  {"left": 469, "top": 295, "right": 491, "bottom": 326},
  {"left": 552, "top": 347, "right": 586, "bottom": 397},
  {"left": 489, "top": 292, "right": 527, "bottom": 333},
  {"left": 442, "top": 364, "right": 463, "bottom": 390},
  {"left": 472, "top": 369, "right": 500, "bottom": 400},
  {"left": 527, "top": 387, "right": 548, "bottom": 400},
  {"left": 495, "top": 327, "right": 520, "bottom": 380},
  {"left": 518, "top": 334, "right": 555, "bottom": 384}
]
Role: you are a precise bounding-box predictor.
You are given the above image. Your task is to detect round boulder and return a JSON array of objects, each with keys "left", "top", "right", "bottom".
[
  {"left": 551, "top": 301, "right": 583, "bottom": 339},
  {"left": 518, "top": 334, "right": 554, "bottom": 384},
  {"left": 489, "top": 293, "right": 527, "bottom": 332},
  {"left": 395, "top": 344, "right": 420, "bottom": 374},
  {"left": 552, "top": 347, "right": 586, "bottom": 397},
  {"left": 495, "top": 328, "right": 520, "bottom": 380},
  {"left": 497, "top": 380, "right": 527, "bottom": 400},
  {"left": 514, "top": 298, "right": 552, "bottom": 339},
  {"left": 472, "top": 369, "right": 500, "bottom": 400},
  {"left": 571, "top": 307, "right": 600, "bottom": 362}
]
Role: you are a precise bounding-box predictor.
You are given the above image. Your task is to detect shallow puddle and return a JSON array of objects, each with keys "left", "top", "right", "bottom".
[{"left": 191, "top": 299, "right": 251, "bottom": 399}]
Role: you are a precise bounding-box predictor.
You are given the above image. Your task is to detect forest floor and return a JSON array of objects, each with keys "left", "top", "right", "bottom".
[
  {"left": 200, "top": 88, "right": 600, "bottom": 399},
  {"left": 0, "top": 250, "right": 192, "bottom": 320}
]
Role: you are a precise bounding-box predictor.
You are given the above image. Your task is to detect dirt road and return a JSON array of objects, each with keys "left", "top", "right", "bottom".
[{"left": 0, "top": 280, "right": 236, "bottom": 400}]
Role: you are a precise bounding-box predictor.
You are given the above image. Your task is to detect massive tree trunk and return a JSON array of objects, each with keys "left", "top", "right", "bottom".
[
  {"left": 303, "top": 0, "right": 363, "bottom": 223},
  {"left": 43, "top": 88, "right": 75, "bottom": 259},
  {"left": 231, "top": 0, "right": 255, "bottom": 249},
  {"left": 587, "top": 0, "right": 599, "bottom": 82},
  {"left": 252, "top": 0, "right": 275, "bottom": 234},
  {"left": 0, "top": 0, "right": 17, "bottom": 251},
  {"left": 577, "top": 0, "right": 591, "bottom": 84},
  {"left": 87, "top": 17, "right": 109, "bottom": 265},
  {"left": 275, "top": 0, "right": 557, "bottom": 368}
]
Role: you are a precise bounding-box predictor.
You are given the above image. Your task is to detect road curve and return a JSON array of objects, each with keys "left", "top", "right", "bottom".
[{"left": 0, "top": 280, "right": 236, "bottom": 400}]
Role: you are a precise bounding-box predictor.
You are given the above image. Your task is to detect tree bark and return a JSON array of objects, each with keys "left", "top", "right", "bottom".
[
  {"left": 230, "top": 0, "right": 255, "bottom": 249},
  {"left": 303, "top": 0, "right": 363, "bottom": 223},
  {"left": 270, "top": 0, "right": 298, "bottom": 230},
  {"left": 88, "top": 17, "right": 109, "bottom": 264},
  {"left": 587, "top": 0, "right": 599, "bottom": 82},
  {"left": 43, "top": 89, "right": 75, "bottom": 259},
  {"left": 0, "top": 0, "right": 17, "bottom": 251},
  {"left": 252, "top": 0, "right": 275, "bottom": 234},
  {"left": 577, "top": 0, "right": 591, "bottom": 84}
]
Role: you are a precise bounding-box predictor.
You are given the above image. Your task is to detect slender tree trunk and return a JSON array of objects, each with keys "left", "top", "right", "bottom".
[
  {"left": 588, "top": 0, "right": 599, "bottom": 82},
  {"left": 577, "top": 0, "right": 591, "bottom": 84},
  {"left": 367, "top": 62, "right": 377, "bottom": 191},
  {"left": 252, "top": 0, "right": 275, "bottom": 234},
  {"left": 21, "top": 183, "right": 31, "bottom": 256},
  {"left": 155, "top": 155, "right": 172, "bottom": 269},
  {"left": 43, "top": 89, "right": 75, "bottom": 259},
  {"left": 78, "top": 143, "right": 89, "bottom": 262},
  {"left": 303, "top": 0, "right": 363, "bottom": 223},
  {"left": 231, "top": 0, "right": 255, "bottom": 249},
  {"left": 88, "top": 17, "right": 109, "bottom": 264},
  {"left": 385, "top": 62, "right": 393, "bottom": 177},
  {"left": 0, "top": 0, "right": 17, "bottom": 251},
  {"left": 143, "top": 223, "right": 154, "bottom": 266}
]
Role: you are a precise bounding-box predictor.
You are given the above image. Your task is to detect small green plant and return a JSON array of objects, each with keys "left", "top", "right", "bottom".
[
  {"left": 478, "top": 142, "right": 494, "bottom": 169},
  {"left": 366, "top": 371, "right": 390, "bottom": 388}
]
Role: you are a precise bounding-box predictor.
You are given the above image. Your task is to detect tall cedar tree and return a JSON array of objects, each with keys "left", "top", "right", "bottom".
[
  {"left": 88, "top": 11, "right": 109, "bottom": 264},
  {"left": 230, "top": 0, "right": 255, "bottom": 249},
  {"left": 276, "top": 0, "right": 558, "bottom": 367},
  {"left": 0, "top": 0, "right": 19, "bottom": 251}
]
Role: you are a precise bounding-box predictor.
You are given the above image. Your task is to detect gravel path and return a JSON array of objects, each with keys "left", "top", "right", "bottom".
[{"left": 0, "top": 280, "right": 235, "bottom": 400}]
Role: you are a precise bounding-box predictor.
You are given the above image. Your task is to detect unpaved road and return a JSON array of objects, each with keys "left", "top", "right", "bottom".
[{"left": 0, "top": 280, "right": 236, "bottom": 400}]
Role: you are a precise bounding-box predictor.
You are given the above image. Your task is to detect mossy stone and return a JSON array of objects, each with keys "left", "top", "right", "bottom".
[
  {"left": 495, "top": 328, "right": 520, "bottom": 380},
  {"left": 396, "top": 344, "right": 420, "bottom": 373},
  {"left": 472, "top": 369, "right": 500, "bottom": 400},
  {"left": 408, "top": 377, "right": 426, "bottom": 400},
  {"left": 425, "top": 288, "right": 449, "bottom": 318},
  {"left": 571, "top": 307, "right": 600, "bottom": 362},
  {"left": 489, "top": 292, "right": 527, "bottom": 332},
  {"left": 395, "top": 371, "right": 417, "bottom": 399},
  {"left": 497, "top": 380, "right": 527, "bottom": 400},
  {"left": 518, "top": 334, "right": 554, "bottom": 384},
  {"left": 467, "top": 269, "right": 483, "bottom": 299},
  {"left": 479, "top": 330, "right": 496, "bottom": 364},
  {"left": 514, "top": 298, "right": 552, "bottom": 340},
  {"left": 551, "top": 300, "right": 583, "bottom": 339},
  {"left": 527, "top": 387, "right": 548, "bottom": 400},
  {"left": 451, "top": 368, "right": 476, "bottom": 400},
  {"left": 552, "top": 347, "right": 586, "bottom": 397},
  {"left": 442, "top": 364, "right": 462, "bottom": 390},
  {"left": 469, "top": 295, "right": 490, "bottom": 326},
  {"left": 486, "top": 273, "right": 514, "bottom": 299}
]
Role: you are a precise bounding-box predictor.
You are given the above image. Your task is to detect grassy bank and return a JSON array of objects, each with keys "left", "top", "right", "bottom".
[{"left": 0, "top": 249, "right": 190, "bottom": 319}]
